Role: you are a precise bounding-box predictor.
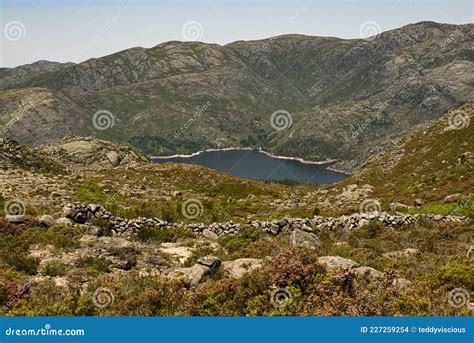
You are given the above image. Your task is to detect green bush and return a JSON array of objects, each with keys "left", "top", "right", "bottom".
[
  {"left": 4, "top": 255, "right": 39, "bottom": 275},
  {"left": 42, "top": 260, "right": 67, "bottom": 277},
  {"left": 75, "top": 256, "right": 111, "bottom": 273}
]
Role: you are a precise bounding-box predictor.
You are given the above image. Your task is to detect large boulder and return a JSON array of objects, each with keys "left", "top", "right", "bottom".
[
  {"left": 171, "top": 264, "right": 210, "bottom": 286},
  {"left": 317, "top": 256, "right": 360, "bottom": 272},
  {"left": 290, "top": 229, "right": 321, "bottom": 250},
  {"left": 106, "top": 151, "right": 121, "bottom": 167},
  {"left": 197, "top": 256, "right": 221, "bottom": 272},
  {"left": 221, "top": 258, "right": 263, "bottom": 278}
]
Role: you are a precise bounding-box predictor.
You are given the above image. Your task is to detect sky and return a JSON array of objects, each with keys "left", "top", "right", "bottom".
[{"left": 0, "top": 0, "right": 473, "bottom": 68}]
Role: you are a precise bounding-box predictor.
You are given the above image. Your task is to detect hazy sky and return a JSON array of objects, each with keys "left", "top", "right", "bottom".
[{"left": 1, "top": 0, "right": 472, "bottom": 67}]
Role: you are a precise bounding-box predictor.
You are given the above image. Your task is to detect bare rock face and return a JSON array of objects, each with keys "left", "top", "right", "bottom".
[
  {"left": 221, "top": 258, "right": 263, "bottom": 278},
  {"left": 36, "top": 137, "right": 149, "bottom": 169}
]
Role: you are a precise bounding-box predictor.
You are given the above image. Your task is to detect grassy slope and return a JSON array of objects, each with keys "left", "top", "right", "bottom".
[{"left": 348, "top": 101, "right": 473, "bottom": 213}]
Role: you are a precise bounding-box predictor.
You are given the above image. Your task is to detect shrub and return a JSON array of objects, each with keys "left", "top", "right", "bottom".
[
  {"left": 75, "top": 256, "right": 111, "bottom": 273},
  {"left": 0, "top": 218, "right": 25, "bottom": 236},
  {"left": 42, "top": 260, "right": 67, "bottom": 277},
  {"left": 91, "top": 217, "right": 113, "bottom": 236},
  {"left": 4, "top": 254, "right": 39, "bottom": 275}
]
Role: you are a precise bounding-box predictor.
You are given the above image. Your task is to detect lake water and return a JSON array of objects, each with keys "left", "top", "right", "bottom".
[{"left": 151, "top": 149, "right": 348, "bottom": 184}]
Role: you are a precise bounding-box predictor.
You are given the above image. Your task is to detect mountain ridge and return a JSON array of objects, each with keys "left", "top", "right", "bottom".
[{"left": 1, "top": 21, "right": 473, "bottom": 172}]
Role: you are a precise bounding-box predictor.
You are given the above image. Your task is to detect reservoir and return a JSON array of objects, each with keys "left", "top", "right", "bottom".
[{"left": 151, "top": 149, "right": 348, "bottom": 184}]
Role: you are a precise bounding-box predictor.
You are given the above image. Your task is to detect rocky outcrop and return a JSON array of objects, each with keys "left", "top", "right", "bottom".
[{"left": 37, "top": 137, "right": 149, "bottom": 170}]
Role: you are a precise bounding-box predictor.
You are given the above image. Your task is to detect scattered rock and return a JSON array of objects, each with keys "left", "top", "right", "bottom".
[
  {"left": 106, "top": 151, "right": 121, "bottom": 167},
  {"left": 38, "top": 214, "right": 55, "bottom": 228},
  {"left": 197, "top": 256, "right": 221, "bottom": 272},
  {"left": 172, "top": 264, "right": 210, "bottom": 286},
  {"left": 317, "top": 256, "right": 360, "bottom": 272},
  {"left": 443, "top": 193, "right": 463, "bottom": 203},
  {"left": 352, "top": 266, "right": 384, "bottom": 280},
  {"left": 414, "top": 199, "right": 423, "bottom": 207},
  {"left": 383, "top": 248, "right": 419, "bottom": 259},
  {"left": 221, "top": 258, "right": 263, "bottom": 278},
  {"left": 392, "top": 277, "right": 412, "bottom": 290},
  {"left": 55, "top": 217, "right": 73, "bottom": 226},
  {"left": 202, "top": 229, "right": 219, "bottom": 239},
  {"left": 290, "top": 229, "right": 321, "bottom": 250}
]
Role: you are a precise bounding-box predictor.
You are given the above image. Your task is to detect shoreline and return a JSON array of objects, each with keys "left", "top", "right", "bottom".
[{"left": 150, "top": 147, "right": 352, "bottom": 175}]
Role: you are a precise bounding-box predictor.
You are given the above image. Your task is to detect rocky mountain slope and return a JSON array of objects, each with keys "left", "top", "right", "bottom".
[{"left": 1, "top": 21, "right": 473, "bottom": 172}]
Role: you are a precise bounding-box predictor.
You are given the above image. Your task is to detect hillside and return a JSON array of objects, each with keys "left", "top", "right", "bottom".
[
  {"left": 353, "top": 101, "right": 473, "bottom": 208},
  {"left": 0, "top": 114, "right": 472, "bottom": 316},
  {"left": 1, "top": 22, "right": 473, "bottom": 172}
]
